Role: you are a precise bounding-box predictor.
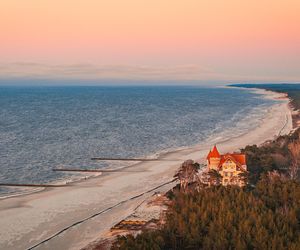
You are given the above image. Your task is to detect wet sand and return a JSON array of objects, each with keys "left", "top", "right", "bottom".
[{"left": 0, "top": 89, "right": 294, "bottom": 250}]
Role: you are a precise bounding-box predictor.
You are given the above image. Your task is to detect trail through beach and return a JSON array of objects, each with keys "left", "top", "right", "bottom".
[{"left": 0, "top": 89, "right": 294, "bottom": 250}]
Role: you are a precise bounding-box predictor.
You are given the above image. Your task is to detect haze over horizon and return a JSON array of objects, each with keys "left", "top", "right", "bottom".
[{"left": 1, "top": 0, "right": 300, "bottom": 83}]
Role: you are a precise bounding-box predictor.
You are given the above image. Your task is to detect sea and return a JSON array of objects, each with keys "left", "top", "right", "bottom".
[{"left": 0, "top": 85, "right": 279, "bottom": 196}]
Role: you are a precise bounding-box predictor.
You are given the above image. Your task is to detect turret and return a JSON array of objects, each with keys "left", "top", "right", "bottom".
[{"left": 207, "top": 145, "right": 221, "bottom": 170}]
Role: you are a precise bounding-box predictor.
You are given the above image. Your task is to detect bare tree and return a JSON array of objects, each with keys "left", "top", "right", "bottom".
[
  {"left": 201, "top": 169, "right": 222, "bottom": 186},
  {"left": 174, "top": 160, "right": 199, "bottom": 192},
  {"left": 288, "top": 141, "right": 300, "bottom": 180},
  {"left": 267, "top": 170, "right": 287, "bottom": 182}
]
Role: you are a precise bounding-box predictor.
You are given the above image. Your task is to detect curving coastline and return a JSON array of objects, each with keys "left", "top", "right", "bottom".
[{"left": 0, "top": 88, "right": 294, "bottom": 250}]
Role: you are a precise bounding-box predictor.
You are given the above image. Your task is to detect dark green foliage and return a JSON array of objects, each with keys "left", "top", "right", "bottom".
[
  {"left": 112, "top": 180, "right": 300, "bottom": 250},
  {"left": 242, "top": 144, "right": 279, "bottom": 183},
  {"left": 241, "top": 128, "right": 300, "bottom": 184},
  {"left": 111, "top": 232, "right": 165, "bottom": 250},
  {"left": 111, "top": 100, "right": 300, "bottom": 249}
]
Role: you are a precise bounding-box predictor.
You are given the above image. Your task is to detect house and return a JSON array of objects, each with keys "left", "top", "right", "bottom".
[{"left": 206, "top": 145, "right": 247, "bottom": 186}]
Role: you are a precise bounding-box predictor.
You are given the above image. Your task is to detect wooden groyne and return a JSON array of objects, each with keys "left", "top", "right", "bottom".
[
  {"left": 0, "top": 183, "right": 66, "bottom": 188},
  {"left": 91, "top": 157, "right": 180, "bottom": 161},
  {"left": 52, "top": 168, "right": 142, "bottom": 173},
  {"left": 53, "top": 168, "right": 103, "bottom": 173}
]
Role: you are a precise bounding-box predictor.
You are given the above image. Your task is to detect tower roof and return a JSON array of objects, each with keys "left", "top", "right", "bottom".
[{"left": 207, "top": 145, "right": 221, "bottom": 159}]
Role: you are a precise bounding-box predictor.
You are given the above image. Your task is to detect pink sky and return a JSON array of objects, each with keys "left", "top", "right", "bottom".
[{"left": 0, "top": 0, "right": 300, "bottom": 81}]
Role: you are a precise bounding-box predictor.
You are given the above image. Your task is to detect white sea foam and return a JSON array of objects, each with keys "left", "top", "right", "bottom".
[{"left": 0, "top": 86, "right": 280, "bottom": 196}]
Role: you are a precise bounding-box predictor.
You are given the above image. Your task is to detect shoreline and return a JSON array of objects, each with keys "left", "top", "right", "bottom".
[
  {"left": 0, "top": 86, "right": 287, "bottom": 201},
  {"left": 0, "top": 87, "right": 294, "bottom": 250}
]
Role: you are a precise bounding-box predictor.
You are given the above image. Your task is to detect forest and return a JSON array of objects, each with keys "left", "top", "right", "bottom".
[
  {"left": 111, "top": 127, "right": 300, "bottom": 249},
  {"left": 111, "top": 86, "right": 300, "bottom": 249},
  {"left": 112, "top": 178, "right": 300, "bottom": 250}
]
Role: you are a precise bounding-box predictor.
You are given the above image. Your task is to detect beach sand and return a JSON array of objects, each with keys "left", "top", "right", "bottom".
[{"left": 0, "top": 89, "right": 294, "bottom": 250}]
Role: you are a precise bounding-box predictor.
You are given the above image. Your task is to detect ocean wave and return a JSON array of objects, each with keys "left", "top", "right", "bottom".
[{"left": 0, "top": 86, "right": 278, "bottom": 195}]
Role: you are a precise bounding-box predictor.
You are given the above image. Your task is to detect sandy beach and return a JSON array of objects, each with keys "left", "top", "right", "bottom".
[{"left": 0, "top": 88, "right": 294, "bottom": 250}]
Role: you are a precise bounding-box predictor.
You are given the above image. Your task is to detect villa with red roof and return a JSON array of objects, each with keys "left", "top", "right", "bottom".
[{"left": 207, "top": 145, "right": 247, "bottom": 186}]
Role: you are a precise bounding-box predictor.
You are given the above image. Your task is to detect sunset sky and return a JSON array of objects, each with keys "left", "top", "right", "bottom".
[{"left": 0, "top": 0, "right": 300, "bottom": 82}]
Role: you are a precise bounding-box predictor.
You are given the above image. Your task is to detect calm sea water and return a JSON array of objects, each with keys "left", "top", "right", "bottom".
[{"left": 0, "top": 86, "right": 277, "bottom": 194}]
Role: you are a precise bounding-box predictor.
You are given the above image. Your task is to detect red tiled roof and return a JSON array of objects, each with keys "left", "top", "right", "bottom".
[
  {"left": 207, "top": 145, "right": 247, "bottom": 171},
  {"left": 207, "top": 145, "right": 220, "bottom": 159},
  {"left": 231, "top": 154, "right": 246, "bottom": 165},
  {"left": 218, "top": 154, "right": 247, "bottom": 171},
  {"left": 219, "top": 154, "right": 246, "bottom": 165}
]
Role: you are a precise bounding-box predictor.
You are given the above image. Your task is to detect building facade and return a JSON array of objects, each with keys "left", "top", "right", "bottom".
[{"left": 207, "top": 145, "right": 247, "bottom": 186}]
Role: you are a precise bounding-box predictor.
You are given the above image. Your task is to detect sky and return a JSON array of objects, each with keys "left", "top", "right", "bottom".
[{"left": 0, "top": 0, "right": 300, "bottom": 83}]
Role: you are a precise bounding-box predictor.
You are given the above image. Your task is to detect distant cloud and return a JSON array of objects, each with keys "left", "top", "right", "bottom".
[
  {"left": 0, "top": 62, "right": 299, "bottom": 83},
  {"left": 0, "top": 63, "right": 215, "bottom": 81}
]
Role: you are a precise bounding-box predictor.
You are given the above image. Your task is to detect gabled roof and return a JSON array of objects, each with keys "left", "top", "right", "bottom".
[
  {"left": 231, "top": 154, "right": 246, "bottom": 166},
  {"left": 207, "top": 145, "right": 247, "bottom": 171},
  {"left": 219, "top": 153, "right": 247, "bottom": 172}
]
